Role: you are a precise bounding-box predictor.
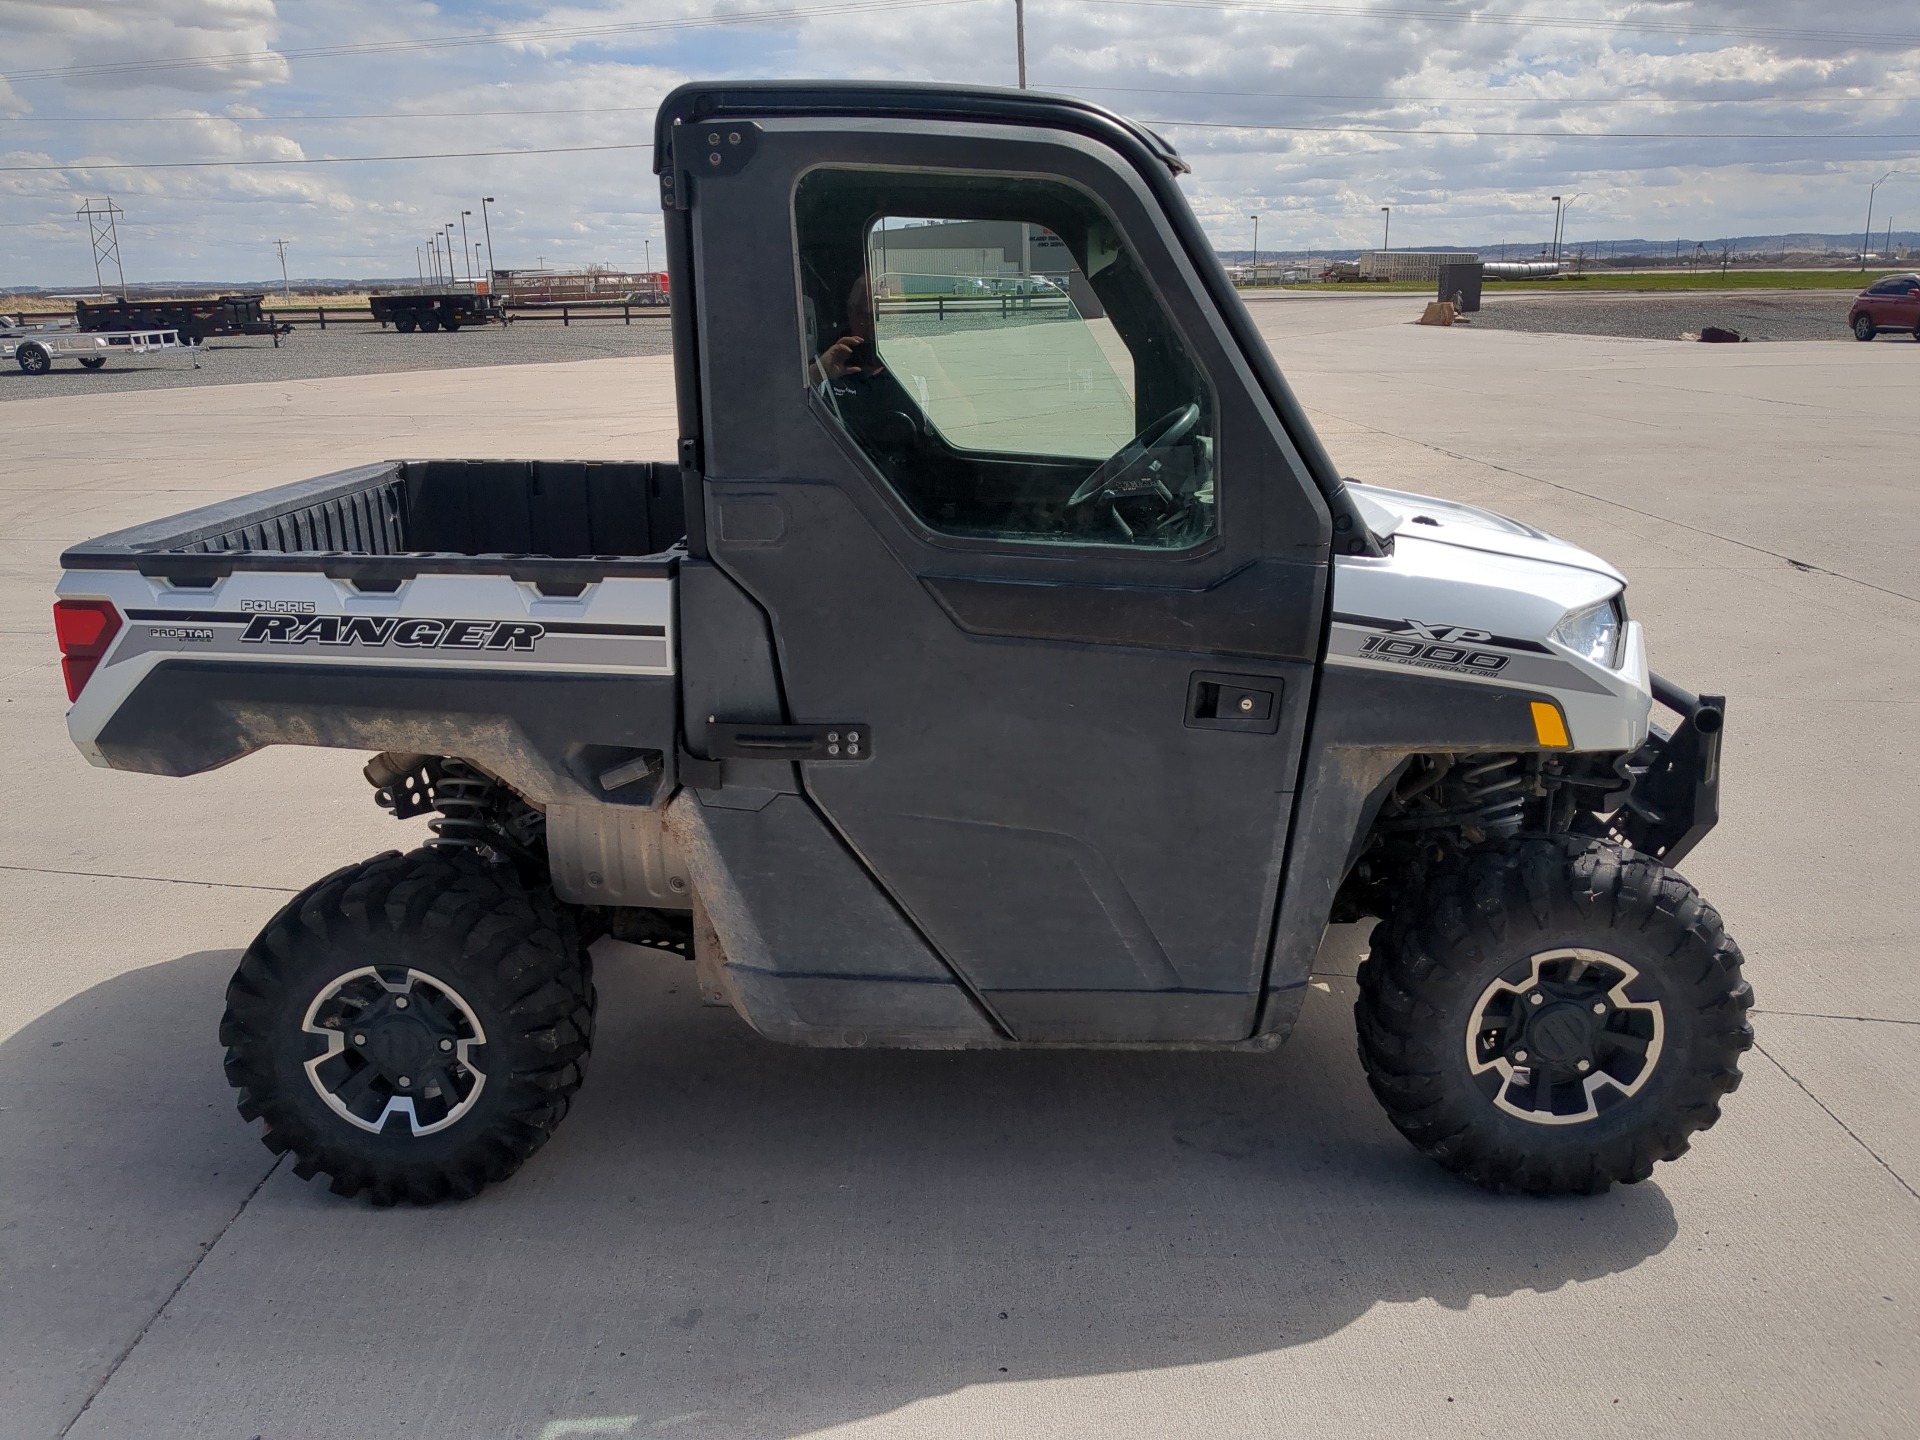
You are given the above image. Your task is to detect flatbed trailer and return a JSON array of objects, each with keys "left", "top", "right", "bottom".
[
  {"left": 368, "top": 288, "right": 504, "bottom": 333},
  {"left": 75, "top": 295, "right": 289, "bottom": 345},
  {"left": 3, "top": 321, "right": 185, "bottom": 374}
]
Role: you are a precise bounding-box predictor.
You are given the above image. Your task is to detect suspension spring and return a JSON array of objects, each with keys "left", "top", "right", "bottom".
[
  {"left": 427, "top": 760, "right": 498, "bottom": 852},
  {"left": 1454, "top": 756, "right": 1528, "bottom": 838}
]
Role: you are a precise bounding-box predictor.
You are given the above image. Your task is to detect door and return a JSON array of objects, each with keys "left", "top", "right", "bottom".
[{"left": 680, "top": 115, "right": 1333, "bottom": 1042}]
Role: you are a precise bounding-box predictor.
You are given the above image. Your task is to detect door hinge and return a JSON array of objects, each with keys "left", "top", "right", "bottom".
[{"left": 707, "top": 721, "right": 870, "bottom": 761}]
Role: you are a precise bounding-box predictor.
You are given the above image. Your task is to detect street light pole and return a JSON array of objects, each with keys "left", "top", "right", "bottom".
[
  {"left": 1249, "top": 214, "right": 1259, "bottom": 286},
  {"left": 1863, "top": 172, "right": 1896, "bottom": 270},
  {"left": 1380, "top": 206, "right": 1390, "bottom": 252},
  {"left": 416, "top": 247, "right": 424, "bottom": 287},
  {"left": 1015, "top": 0, "right": 1027, "bottom": 88},
  {"left": 1551, "top": 196, "right": 1563, "bottom": 263},
  {"left": 460, "top": 210, "right": 473, "bottom": 283},
  {"left": 480, "top": 197, "right": 497, "bottom": 282}
]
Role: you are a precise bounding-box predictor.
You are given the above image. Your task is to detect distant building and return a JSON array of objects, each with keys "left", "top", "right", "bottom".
[{"left": 1358, "top": 250, "right": 1479, "bottom": 281}]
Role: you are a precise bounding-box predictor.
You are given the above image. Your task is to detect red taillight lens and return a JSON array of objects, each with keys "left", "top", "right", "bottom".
[{"left": 53, "top": 599, "right": 122, "bottom": 701}]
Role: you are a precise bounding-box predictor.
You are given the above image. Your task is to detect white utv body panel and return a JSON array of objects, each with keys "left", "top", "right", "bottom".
[
  {"left": 1332, "top": 482, "right": 1651, "bottom": 753},
  {"left": 57, "top": 566, "right": 676, "bottom": 768}
]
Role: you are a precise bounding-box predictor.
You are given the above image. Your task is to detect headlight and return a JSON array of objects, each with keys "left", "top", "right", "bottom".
[{"left": 1552, "top": 595, "right": 1625, "bottom": 668}]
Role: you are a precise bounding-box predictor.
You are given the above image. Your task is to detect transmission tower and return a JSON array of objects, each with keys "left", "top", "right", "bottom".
[{"left": 77, "top": 198, "right": 127, "bottom": 299}]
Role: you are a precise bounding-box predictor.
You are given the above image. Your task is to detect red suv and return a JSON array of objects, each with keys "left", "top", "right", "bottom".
[{"left": 1850, "top": 272, "right": 1920, "bottom": 340}]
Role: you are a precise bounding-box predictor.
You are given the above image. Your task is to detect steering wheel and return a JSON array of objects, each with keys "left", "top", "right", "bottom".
[{"left": 1067, "top": 402, "right": 1202, "bottom": 507}]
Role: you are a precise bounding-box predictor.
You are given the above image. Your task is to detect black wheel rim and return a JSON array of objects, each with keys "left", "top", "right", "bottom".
[
  {"left": 301, "top": 967, "right": 488, "bottom": 1136},
  {"left": 1465, "top": 947, "right": 1665, "bottom": 1126}
]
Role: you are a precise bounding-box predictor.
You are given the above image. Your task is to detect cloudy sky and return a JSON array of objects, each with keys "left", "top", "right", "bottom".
[{"left": 3, "top": 0, "right": 1917, "bottom": 284}]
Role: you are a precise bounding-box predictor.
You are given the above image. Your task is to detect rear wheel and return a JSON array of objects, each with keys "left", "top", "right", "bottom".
[
  {"left": 220, "top": 847, "right": 596, "bottom": 1204},
  {"left": 1356, "top": 835, "right": 1752, "bottom": 1195},
  {"left": 394, "top": 315, "right": 418, "bottom": 334},
  {"left": 420, "top": 316, "right": 441, "bottom": 333},
  {"left": 78, "top": 355, "right": 106, "bottom": 369},
  {"left": 16, "top": 343, "right": 50, "bottom": 375},
  {"left": 1854, "top": 313, "right": 1877, "bottom": 341}
]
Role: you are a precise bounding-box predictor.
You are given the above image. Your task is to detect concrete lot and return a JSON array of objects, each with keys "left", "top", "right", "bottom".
[
  {"left": 2, "top": 294, "right": 1915, "bottom": 1439},
  {"left": 0, "top": 317, "right": 672, "bottom": 400}
]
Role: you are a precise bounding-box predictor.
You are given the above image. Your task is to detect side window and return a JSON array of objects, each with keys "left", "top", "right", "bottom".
[{"left": 795, "top": 168, "right": 1215, "bottom": 550}]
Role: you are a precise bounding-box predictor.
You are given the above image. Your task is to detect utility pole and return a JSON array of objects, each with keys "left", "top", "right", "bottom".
[
  {"left": 480, "top": 197, "right": 497, "bottom": 284},
  {"left": 1015, "top": 0, "right": 1027, "bottom": 88},
  {"left": 1249, "top": 214, "right": 1259, "bottom": 286},
  {"left": 273, "top": 238, "right": 292, "bottom": 301},
  {"left": 416, "top": 247, "right": 425, "bottom": 286},
  {"left": 1380, "top": 206, "right": 1390, "bottom": 252},
  {"left": 76, "top": 198, "right": 127, "bottom": 299},
  {"left": 1550, "top": 195, "right": 1562, "bottom": 264},
  {"left": 460, "top": 210, "right": 474, "bottom": 283}
]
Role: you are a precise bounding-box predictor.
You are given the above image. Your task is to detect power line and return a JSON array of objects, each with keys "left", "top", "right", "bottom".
[
  {"left": 1052, "top": 84, "right": 1919, "bottom": 108},
  {"left": 0, "top": 142, "right": 653, "bottom": 174},
  {"left": 1093, "top": 0, "right": 1920, "bottom": 52},
  {"left": 0, "top": 0, "right": 984, "bottom": 84},
  {"left": 10, "top": 87, "right": 1915, "bottom": 126},
  {"left": 1142, "top": 117, "right": 1920, "bottom": 139}
]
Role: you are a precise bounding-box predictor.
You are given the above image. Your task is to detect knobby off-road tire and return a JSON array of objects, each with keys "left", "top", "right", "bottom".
[
  {"left": 221, "top": 847, "right": 596, "bottom": 1205},
  {"left": 1356, "top": 835, "right": 1752, "bottom": 1196}
]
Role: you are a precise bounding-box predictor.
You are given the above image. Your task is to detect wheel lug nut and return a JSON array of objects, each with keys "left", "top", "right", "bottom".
[
  {"left": 1592, "top": 1002, "right": 1606, "bottom": 1014},
  {"left": 439, "top": 1038, "right": 454, "bottom": 1052},
  {"left": 353, "top": 1033, "right": 367, "bottom": 1045},
  {"left": 1514, "top": 1050, "right": 1529, "bottom": 1063},
  {"left": 398, "top": 1075, "right": 411, "bottom": 1088},
  {"left": 394, "top": 996, "right": 410, "bottom": 1009},
  {"left": 1529, "top": 993, "right": 1544, "bottom": 1006},
  {"left": 1577, "top": 1059, "right": 1591, "bottom": 1072}
]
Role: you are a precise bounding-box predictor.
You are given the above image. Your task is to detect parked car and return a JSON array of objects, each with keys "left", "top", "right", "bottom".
[{"left": 1849, "top": 272, "right": 1920, "bottom": 340}]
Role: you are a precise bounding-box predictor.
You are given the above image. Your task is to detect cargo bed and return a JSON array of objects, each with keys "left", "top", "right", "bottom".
[{"left": 61, "top": 458, "right": 687, "bottom": 586}]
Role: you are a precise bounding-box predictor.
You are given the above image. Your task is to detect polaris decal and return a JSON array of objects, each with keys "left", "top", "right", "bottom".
[{"left": 239, "top": 614, "right": 545, "bottom": 650}]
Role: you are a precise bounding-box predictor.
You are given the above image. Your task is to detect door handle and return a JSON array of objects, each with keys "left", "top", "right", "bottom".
[{"left": 1185, "top": 672, "right": 1281, "bottom": 734}]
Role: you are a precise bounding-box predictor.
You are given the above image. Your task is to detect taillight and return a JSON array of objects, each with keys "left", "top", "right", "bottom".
[{"left": 53, "top": 599, "right": 122, "bottom": 701}]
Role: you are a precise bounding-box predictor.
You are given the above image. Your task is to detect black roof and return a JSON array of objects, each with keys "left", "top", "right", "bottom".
[{"left": 652, "top": 80, "right": 1188, "bottom": 176}]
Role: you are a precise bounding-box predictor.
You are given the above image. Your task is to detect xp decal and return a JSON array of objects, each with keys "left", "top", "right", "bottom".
[{"left": 1326, "top": 611, "right": 1612, "bottom": 693}]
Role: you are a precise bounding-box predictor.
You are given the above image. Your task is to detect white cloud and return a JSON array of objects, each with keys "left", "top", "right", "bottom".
[{"left": 2, "top": 0, "right": 1917, "bottom": 283}]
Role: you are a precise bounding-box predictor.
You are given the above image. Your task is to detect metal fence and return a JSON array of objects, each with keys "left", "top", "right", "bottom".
[{"left": 4, "top": 299, "right": 673, "bottom": 331}]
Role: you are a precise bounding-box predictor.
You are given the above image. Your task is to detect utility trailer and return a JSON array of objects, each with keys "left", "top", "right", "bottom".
[
  {"left": 4, "top": 318, "right": 185, "bottom": 374},
  {"left": 54, "top": 82, "right": 1750, "bottom": 1206},
  {"left": 369, "top": 287, "right": 504, "bottom": 334},
  {"left": 76, "top": 294, "right": 289, "bottom": 346}
]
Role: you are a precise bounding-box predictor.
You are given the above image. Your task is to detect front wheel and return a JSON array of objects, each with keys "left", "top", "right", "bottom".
[
  {"left": 1853, "top": 313, "right": 1876, "bottom": 341},
  {"left": 1355, "top": 836, "right": 1752, "bottom": 1195},
  {"left": 220, "top": 847, "right": 596, "bottom": 1204},
  {"left": 16, "top": 343, "right": 50, "bottom": 375}
]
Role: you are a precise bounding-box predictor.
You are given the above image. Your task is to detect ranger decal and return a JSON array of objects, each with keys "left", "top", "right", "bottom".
[{"left": 239, "top": 615, "right": 546, "bottom": 650}]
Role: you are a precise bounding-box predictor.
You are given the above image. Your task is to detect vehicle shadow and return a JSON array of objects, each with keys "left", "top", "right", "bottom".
[{"left": 6, "top": 935, "right": 1680, "bottom": 1440}]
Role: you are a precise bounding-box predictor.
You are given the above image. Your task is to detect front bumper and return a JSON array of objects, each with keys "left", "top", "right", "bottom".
[{"left": 1607, "top": 673, "right": 1725, "bottom": 866}]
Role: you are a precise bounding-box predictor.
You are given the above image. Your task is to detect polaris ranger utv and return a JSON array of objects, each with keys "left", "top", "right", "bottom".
[{"left": 52, "top": 82, "right": 1750, "bottom": 1204}]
